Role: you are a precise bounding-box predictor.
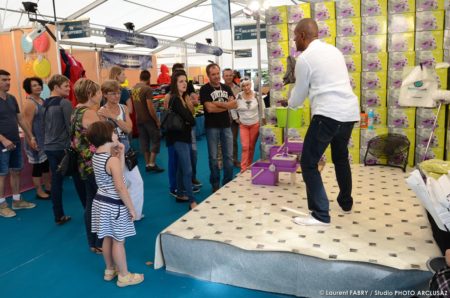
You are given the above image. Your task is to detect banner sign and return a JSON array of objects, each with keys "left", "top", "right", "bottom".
[
  {"left": 234, "top": 24, "right": 266, "bottom": 40},
  {"left": 235, "top": 49, "right": 252, "bottom": 58},
  {"left": 58, "top": 19, "right": 90, "bottom": 39},
  {"left": 211, "top": 0, "right": 231, "bottom": 31},
  {"left": 195, "top": 42, "right": 223, "bottom": 56},
  {"left": 105, "top": 27, "right": 158, "bottom": 49},
  {"left": 100, "top": 51, "right": 152, "bottom": 70}
]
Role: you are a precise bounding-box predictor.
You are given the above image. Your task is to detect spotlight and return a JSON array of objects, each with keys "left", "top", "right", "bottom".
[
  {"left": 124, "top": 22, "right": 135, "bottom": 32},
  {"left": 26, "top": 23, "right": 46, "bottom": 42},
  {"left": 249, "top": 0, "right": 260, "bottom": 12},
  {"left": 205, "top": 38, "right": 212, "bottom": 45},
  {"left": 22, "top": 1, "right": 37, "bottom": 13}
]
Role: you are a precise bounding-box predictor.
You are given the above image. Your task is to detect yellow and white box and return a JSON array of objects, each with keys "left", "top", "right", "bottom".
[
  {"left": 349, "top": 147, "right": 361, "bottom": 164},
  {"left": 344, "top": 54, "right": 362, "bottom": 72},
  {"left": 388, "top": 0, "right": 415, "bottom": 14},
  {"left": 266, "top": 6, "right": 288, "bottom": 25},
  {"left": 319, "top": 37, "right": 336, "bottom": 46},
  {"left": 313, "top": 2, "right": 336, "bottom": 21},
  {"left": 269, "top": 58, "right": 288, "bottom": 76},
  {"left": 416, "top": 10, "right": 445, "bottom": 32},
  {"left": 264, "top": 107, "right": 278, "bottom": 126},
  {"left": 362, "top": 52, "right": 388, "bottom": 71},
  {"left": 388, "top": 13, "right": 415, "bottom": 33},
  {"left": 362, "top": 35, "right": 387, "bottom": 53},
  {"left": 362, "top": 16, "right": 388, "bottom": 35},
  {"left": 260, "top": 125, "right": 283, "bottom": 145},
  {"left": 387, "top": 107, "right": 416, "bottom": 128},
  {"left": 287, "top": 127, "right": 309, "bottom": 142},
  {"left": 336, "top": 0, "right": 361, "bottom": 18},
  {"left": 361, "top": 89, "right": 387, "bottom": 107},
  {"left": 337, "top": 18, "right": 361, "bottom": 37},
  {"left": 362, "top": 71, "right": 387, "bottom": 90},
  {"left": 266, "top": 24, "right": 289, "bottom": 43},
  {"left": 416, "top": 145, "right": 444, "bottom": 162},
  {"left": 415, "top": 50, "right": 444, "bottom": 68},
  {"left": 287, "top": 3, "right": 311, "bottom": 24},
  {"left": 388, "top": 70, "right": 404, "bottom": 89},
  {"left": 270, "top": 90, "right": 289, "bottom": 104},
  {"left": 360, "top": 127, "right": 389, "bottom": 147},
  {"left": 416, "top": 30, "right": 444, "bottom": 51},
  {"left": 445, "top": 30, "right": 450, "bottom": 50},
  {"left": 362, "top": 0, "right": 388, "bottom": 17},
  {"left": 388, "top": 51, "right": 416, "bottom": 71},
  {"left": 317, "top": 20, "right": 336, "bottom": 39},
  {"left": 416, "top": 127, "right": 445, "bottom": 148},
  {"left": 268, "top": 41, "right": 289, "bottom": 59},
  {"left": 348, "top": 129, "right": 361, "bottom": 149},
  {"left": 387, "top": 88, "right": 401, "bottom": 107},
  {"left": 348, "top": 72, "right": 361, "bottom": 91},
  {"left": 388, "top": 32, "right": 415, "bottom": 52},
  {"left": 417, "top": 107, "right": 446, "bottom": 129},
  {"left": 436, "top": 68, "right": 448, "bottom": 89},
  {"left": 416, "top": 0, "right": 445, "bottom": 11},
  {"left": 336, "top": 36, "right": 361, "bottom": 54}
]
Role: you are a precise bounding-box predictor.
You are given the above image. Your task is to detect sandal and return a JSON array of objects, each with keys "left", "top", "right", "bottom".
[
  {"left": 117, "top": 272, "right": 144, "bottom": 287},
  {"left": 104, "top": 268, "right": 118, "bottom": 281},
  {"left": 90, "top": 247, "right": 103, "bottom": 254},
  {"left": 56, "top": 215, "right": 71, "bottom": 225}
]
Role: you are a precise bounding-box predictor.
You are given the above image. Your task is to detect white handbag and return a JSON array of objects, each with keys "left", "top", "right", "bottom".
[{"left": 399, "top": 65, "right": 438, "bottom": 108}]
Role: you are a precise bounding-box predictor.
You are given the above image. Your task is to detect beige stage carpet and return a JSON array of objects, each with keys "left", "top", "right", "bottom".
[{"left": 158, "top": 164, "right": 440, "bottom": 271}]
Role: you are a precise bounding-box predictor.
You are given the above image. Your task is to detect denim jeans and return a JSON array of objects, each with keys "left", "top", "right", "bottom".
[
  {"left": 205, "top": 127, "right": 233, "bottom": 189},
  {"left": 174, "top": 142, "right": 195, "bottom": 203},
  {"left": 73, "top": 172, "right": 102, "bottom": 248},
  {"left": 190, "top": 129, "right": 197, "bottom": 180},
  {"left": 300, "top": 115, "right": 355, "bottom": 223},
  {"left": 45, "top": 150, "right": 65, "bottom": 221}
]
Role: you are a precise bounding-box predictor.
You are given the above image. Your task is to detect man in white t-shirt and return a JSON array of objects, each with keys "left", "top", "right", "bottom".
[{"left": 288, "top": 19, "right": 360, "bottom": 226}]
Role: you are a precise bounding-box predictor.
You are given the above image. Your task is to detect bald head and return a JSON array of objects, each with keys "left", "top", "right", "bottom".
[
  {"left": 293, "top": 18, "right": 319, "bottom": 52},
  {"left": 296, "top": 18, "right": 319, "bottom": 39}
]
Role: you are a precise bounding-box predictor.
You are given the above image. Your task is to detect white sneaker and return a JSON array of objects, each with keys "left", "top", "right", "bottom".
[
  {"left": 341, "top": 209, "right": 352, "bottom": 215},
  {"left": 293, "top": 215, "right": 330, "bottom": 226}
]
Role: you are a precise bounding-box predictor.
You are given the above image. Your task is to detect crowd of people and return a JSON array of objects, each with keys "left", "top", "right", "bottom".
[{"left": 0, "top": 62, "right": 263, "bottom": 287}]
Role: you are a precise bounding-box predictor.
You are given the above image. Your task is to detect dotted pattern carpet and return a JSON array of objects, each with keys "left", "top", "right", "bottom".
[{"left": 160, "top": 165, "right": 440, "bottom": 271}]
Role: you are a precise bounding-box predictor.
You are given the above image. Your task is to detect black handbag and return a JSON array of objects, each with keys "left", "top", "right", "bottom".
[
  {"left": 57, "top": 108, "right": 79, "bottom": 177},
  {"left": 161, "top": 97, "right": 186, "bottom": 132},
  {"left": 57, "top": 147, "right": 78, "bottom": 176},
  {"left": 124, "top": 148, "right": 138, "bottom": 171}
]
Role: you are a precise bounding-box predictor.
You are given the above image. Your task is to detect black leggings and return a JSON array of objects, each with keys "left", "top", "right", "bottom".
[{"left": 32, "top": 159, "right": 50, "bottom": 177}]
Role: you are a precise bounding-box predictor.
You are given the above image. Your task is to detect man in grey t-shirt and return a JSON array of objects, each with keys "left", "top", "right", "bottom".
[
  {"left": 43, "top": 74, "right": 73, "bottom": 225},
  {"left": 0, "top": 69, "right": 37, "bottom": 218}
]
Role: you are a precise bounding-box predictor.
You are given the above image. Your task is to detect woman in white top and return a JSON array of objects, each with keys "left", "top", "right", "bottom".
[
  {"left": 98, "top": 80, "right": 144, "bottom": 221},
  {"left": 231, "top": 77, "right": 263, "bottom": 172}
]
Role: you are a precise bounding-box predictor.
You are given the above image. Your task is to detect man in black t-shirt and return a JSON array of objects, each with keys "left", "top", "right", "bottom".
[{"left": 199, "top": 63, "right": 237, "bottom": 193}]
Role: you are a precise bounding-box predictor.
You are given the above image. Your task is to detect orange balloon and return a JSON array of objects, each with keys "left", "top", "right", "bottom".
[{"left": 22, "top": 60, "right": 35, "bottom": 77}]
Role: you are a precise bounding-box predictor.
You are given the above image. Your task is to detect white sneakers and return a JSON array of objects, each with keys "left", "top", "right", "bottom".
[{"left": 292, "top": 215, "right": 330, "bottom": 226}]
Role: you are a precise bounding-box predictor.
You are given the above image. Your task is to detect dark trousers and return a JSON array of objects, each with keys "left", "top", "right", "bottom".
[
  {"left": 45, "top": 150, "right": 65, "bottom": 221},
  {"left": 300, "top": 115, "right": 355, "bottom": 223},
  {"left": 73, "top": 172, "right": 103, "bottom": 248}
]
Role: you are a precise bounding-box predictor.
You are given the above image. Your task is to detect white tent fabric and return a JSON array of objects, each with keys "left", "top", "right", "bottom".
[{"left": 0, "top": 0, "right": 299, "bottom": 68}]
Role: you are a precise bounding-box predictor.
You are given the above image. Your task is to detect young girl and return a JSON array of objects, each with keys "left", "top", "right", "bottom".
[{"left": 87, "top": 121, "right": 143, "bottom": 287}]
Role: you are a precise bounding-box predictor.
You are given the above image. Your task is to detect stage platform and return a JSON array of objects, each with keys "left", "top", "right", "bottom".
[{"left": 155, "top": 165, "right": 440, "bottom": 297}]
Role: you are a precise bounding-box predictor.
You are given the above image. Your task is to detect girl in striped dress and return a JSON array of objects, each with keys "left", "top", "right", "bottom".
[{"left": 87, "top": 121, "right": 144, "bottom": 287}]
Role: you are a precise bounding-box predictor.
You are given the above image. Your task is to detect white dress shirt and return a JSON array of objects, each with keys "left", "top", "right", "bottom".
[{"left": 288, "top": 39, "right": 360, "bottom": 122}]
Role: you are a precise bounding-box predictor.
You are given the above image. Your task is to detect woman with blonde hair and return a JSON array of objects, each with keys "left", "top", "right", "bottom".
[
  {"left": 108, "top": 66, "right": 133, "bottom": 114},
  {"left": 71, "top": 78, "right": 104, "bottom": 253},
  {"left": 231, "top": 77, "right": 263, "bottom": 172}
]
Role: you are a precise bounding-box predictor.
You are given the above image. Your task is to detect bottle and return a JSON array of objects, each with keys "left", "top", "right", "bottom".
[
  {"left": 368, "top": 109, "right": 375, "bottom": 131},
  {"left": 360, "top": 111, "right": 368, "bottom": 129}
]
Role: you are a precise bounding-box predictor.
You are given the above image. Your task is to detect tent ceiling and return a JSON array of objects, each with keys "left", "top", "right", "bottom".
[{"left": 1, "top": 0, "right": 299, "bottom": 55}]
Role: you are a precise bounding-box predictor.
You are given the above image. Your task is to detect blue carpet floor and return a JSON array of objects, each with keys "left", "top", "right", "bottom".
[{"left": 0, "top": 136, "right": 290, "bottom": 298}]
